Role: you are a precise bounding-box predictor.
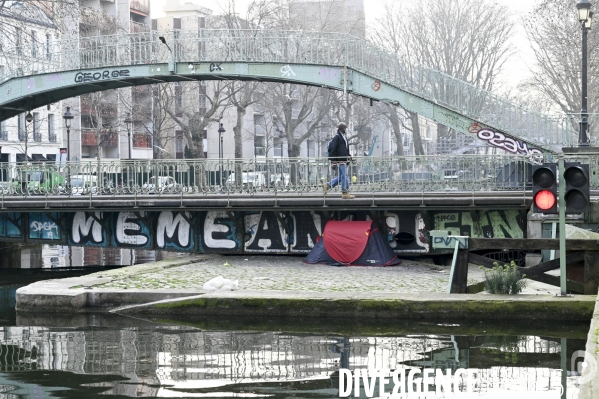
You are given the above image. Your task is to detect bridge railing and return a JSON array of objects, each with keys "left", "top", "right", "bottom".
[
  {"left": 0, "top": 30, "right": 580, "bottom": 151},
  {"left": 0, "top": 154, "right": 560, "bottom": 197}
]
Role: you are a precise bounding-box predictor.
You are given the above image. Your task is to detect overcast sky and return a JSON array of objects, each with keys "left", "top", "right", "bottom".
[{"left": 149, "top": 0, "right": 539, "bottom": 88}]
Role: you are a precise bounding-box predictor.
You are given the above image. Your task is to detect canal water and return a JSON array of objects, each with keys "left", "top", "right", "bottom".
[{"left": 0, "top": 245, "right": 591, "bottom": 398}]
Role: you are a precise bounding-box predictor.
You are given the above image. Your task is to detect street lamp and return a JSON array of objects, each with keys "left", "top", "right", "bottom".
[
  {"left": 218, "top": 122, "right": 225, "bottom": 185},
  {"left": 63, "top": 106, "right": 74, "bottom": 190},
  {"left": 124, "top": 112, "right": 133, "bottom": 160},
  {"left": 577, "top": 0, "right": 593, "bottom": 146}
]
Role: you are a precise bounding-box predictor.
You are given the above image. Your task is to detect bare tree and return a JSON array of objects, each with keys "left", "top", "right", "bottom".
[
  {"left": 523, "top": 0, "right": 599, "bottom": 119},
  {"left": 243, "top": 111, "right": 283, "bottom": 158},
  {"left": 79, "top": 92, "right": 120, "bottom": 162},
  {"left": 372, "top": 0, "right": 515, "bottom": 154},
  {"left": 164, "top": 81, "right": 230, "bottom": 160},
  {"left": 118, "top": 84, "right": 179, "bottom": 159}
]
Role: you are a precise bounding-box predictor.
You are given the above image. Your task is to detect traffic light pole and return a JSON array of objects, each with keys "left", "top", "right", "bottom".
[{"left": 558, "top": 159, "right": 567, "bottom": 295}]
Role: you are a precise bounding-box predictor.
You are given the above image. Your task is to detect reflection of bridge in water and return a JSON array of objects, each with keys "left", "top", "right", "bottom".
[{"left": 0, "top": 326, "right": 582, "bottom": 397}]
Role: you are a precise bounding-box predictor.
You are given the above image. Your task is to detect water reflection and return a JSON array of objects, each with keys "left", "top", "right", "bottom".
[
  {"left": 0, "top": 244, "right": 189, "bottom": 268},
  {"left": 0, "top": 324, "right": 586, "bottom": 398}
]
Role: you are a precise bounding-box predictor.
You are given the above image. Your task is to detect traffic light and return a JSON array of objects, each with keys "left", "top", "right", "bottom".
[
  {"left": 564, "top": 162, "right": 590, "bottom": 214},
  {"left": 532, "top": 163, "right": 558, "bottom": 214}
]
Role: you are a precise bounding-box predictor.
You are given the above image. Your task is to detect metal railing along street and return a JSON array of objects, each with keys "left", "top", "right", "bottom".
[{"left": 0, "top": 154, "right": 586, "bottom": 198}]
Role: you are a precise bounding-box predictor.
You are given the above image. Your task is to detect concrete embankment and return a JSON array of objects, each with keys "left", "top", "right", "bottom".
[
  {"left": 111, "top": 290, "right": 595, "bottom": 321},
  {"left": 579, "top": 292, "right": 599, "bottom": 399},
  {"left": 15, "top": 257, "right": 207, "bottom": 314},
  {"left": 15, "top": 254, "right": 597, "bottom": 322}
]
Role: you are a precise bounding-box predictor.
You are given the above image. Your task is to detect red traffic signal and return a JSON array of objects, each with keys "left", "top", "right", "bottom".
[
  {"left": 532, "top": 163, "right": 558, "bottom": 214},
  {"left": 534, "top": 189, "right": 557, "bottom": 211}
]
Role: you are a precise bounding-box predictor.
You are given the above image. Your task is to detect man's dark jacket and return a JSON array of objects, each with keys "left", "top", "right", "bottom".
[{"left": 329, "top": 130, "right": 350, "bottom": 162}]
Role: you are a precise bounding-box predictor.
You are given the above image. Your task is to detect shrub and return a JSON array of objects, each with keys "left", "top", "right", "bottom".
[{"left": 481, "top": 261, "right": 527, "bottom": 295}]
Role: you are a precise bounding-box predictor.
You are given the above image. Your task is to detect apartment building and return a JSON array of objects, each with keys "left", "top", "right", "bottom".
[
  {"left": 65, "top": 0, "right": 153, "bottom": 163},
  {"left": 153, "top": 0, "right": 257, "bottom": 161},
  {"left": 0, "top": 2, "right": 63, "bottom": 164}
]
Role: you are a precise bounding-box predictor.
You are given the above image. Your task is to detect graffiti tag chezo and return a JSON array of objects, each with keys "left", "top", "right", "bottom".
[{"left": 468, "top": 123, "right": 542, "bottom": 157}]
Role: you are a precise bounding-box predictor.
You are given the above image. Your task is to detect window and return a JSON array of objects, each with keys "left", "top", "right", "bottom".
[
  {"left": 199, "top": 16, "right": 206, "bottom": 29},
  {"left": 175, "top": 83, "right": 182, "bottom": 117},
  {"left": 307, "top": 139, "right": 315, "bottom": 157},
  {"left": 254, "top": 136, "right": 265, "bottom": 157},
  {"left": 16, "top": 28, "right": 21, "bottom": 54},
  {"left": 254, "top": 114, "right": 266, "bottom": 135},
  {"left": 0, "top": 121, "right": 6, "bottom": 140},
  {"left": 46, "top": 34, "right": 52, "bottom": 60},
  {"left": 33, "top": 113, "right": 41, "bottom": 141},
  {"left": 133, "top": 133, "right": 152, "bottom": 148},
  {"left": 18, "top": 113, "right": 25, "bottom": 141},
  {"left": 199, "top": 82, "right": 206, "bottom": 115},
  {"left": 175, "top": 130, "right": 184, "bottom": 159},
  {"left": 48, "top": 114, "right": 56, "bottom": 142},
  {"left": 31, "top": 30, "right": 38, "bottom": 57},
  {"left": 176, "top": 132, "right": 183, "bottom": 153}
]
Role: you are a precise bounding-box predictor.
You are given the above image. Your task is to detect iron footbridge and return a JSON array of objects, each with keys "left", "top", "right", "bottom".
[{"left": 0, "top": 29, "right": 579, "bottom": 154}]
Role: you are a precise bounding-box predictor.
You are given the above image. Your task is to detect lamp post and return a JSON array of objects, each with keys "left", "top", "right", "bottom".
[
  {"left": 124, "top": 113, "right": 132, "bottom": 160},
  {"left": 63, "top": 106, "right": 73, "bottom": 189},
  {"left": 218, "top": 122, "right": 225, "bottom": 185},
  {"left": 577, "top": 0, "right": 593, "bottom": 146}
]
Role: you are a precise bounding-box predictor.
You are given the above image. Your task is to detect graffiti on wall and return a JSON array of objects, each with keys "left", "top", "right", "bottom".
[
  {"left": 432, "top": 209, "right": 526, "bottom": 239},
  {"left": 156, "top": 211, "right": 195, "bottom": 251},
  {"left": 29, "top": 213, "right": 61, "bottom": 241},
  {"left": 468, "top": 123, "right": 542, "bottom": 158},
  {"left": 0, "top": 209, "right": 528, "bottom": 253}
]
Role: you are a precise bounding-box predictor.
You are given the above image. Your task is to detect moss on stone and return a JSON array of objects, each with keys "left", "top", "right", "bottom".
[
  {"left": 154, "top": 297, "right": 207, "bottom": 308},
  {"left": 143, "top": 295, "right": 595, "bottom": 322}
]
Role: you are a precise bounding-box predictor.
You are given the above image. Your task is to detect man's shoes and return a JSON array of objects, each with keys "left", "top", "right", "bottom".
[
  {"left": 322, "top": 182, "right": 330, "bottom": 194},
  {"left": 342, "top": 192, "right": 355, "bottom": 199}
]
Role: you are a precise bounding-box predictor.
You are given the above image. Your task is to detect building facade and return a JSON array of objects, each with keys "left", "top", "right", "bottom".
[{"left": 0, "top": 2, "right": 63, "bottom": 164}]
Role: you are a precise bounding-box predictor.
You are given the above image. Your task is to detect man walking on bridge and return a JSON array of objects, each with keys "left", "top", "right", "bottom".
[{"left": 323, "top": 122, "right": 354, "bottom": 199}]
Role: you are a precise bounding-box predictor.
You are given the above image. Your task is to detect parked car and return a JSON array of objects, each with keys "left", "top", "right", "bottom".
[
  {"left": 226, "top": 172, "right": 266, "bottom": 188},
  {"left": 16, "top": 170, "right": 65, "bottom": 194},
  {"left": 143, "top": 176, "right": 178, "bottom": 194}
]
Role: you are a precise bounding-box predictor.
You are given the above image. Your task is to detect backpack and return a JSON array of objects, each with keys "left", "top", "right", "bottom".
[{"left": 326, "top": 137, "right": 335, "bottom": 158}]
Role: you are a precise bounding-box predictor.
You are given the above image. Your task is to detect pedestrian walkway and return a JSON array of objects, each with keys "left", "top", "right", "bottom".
[{"left": 92, "top": 254, "right": 562, "bottom": 295}]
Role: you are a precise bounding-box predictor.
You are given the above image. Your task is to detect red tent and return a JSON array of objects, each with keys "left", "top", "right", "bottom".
[{"left": 304, "top": 220, "right": 401, "bottom": 266}]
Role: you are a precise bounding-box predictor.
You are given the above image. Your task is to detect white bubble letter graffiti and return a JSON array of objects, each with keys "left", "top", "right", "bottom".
[
  {"left": 115, "top": 211, "right": 148, "bottom": 245},
  {"left": 72, "top": 212, "right": 103, "bottom": 244},
  {"left": 156, "top": 211, "right": 191, "bottom": 248},
  {"left": 204, "top": 211, "right": 236, "bottom": 249}
]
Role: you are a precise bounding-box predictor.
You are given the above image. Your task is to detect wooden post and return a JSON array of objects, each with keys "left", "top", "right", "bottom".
[
  {"left": 450, "top": 249, "right": 469, "bottom": 293},
  {"left": 584, "top": 250, "right": 599, "bottom": 295}
]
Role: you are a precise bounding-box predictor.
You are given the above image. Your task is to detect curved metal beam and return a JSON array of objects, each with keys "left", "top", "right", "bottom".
[{"left": 0, "top": 30, "right": 571, "bottom": 153}]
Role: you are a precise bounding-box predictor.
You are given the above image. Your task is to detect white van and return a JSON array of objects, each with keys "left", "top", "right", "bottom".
[
  {"left": 226, "top": 172, "right": 266, "bottom": 188},
  {"left": 143, "top": 176, "right": 177, "bottom": 194},
  {"left": 70, "top": 175, "right": 97, "bottom": 195}
]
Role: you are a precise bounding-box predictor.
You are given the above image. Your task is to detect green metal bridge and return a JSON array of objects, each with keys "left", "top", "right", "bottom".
[{"left": 0, "top": 29, "right": 581, "bottom": 154}]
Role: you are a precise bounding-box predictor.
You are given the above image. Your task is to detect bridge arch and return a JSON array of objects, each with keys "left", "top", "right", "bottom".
[{"left": 0, "top": 29, "right": 572, "bottom": 154}]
